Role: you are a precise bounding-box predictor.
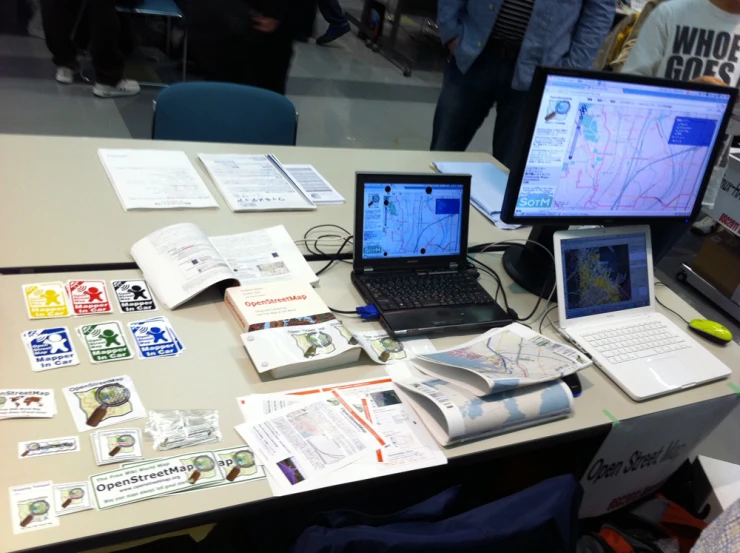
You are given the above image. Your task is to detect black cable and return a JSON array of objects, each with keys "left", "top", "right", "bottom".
[
  {"left": 315, "top": 235, "right": 353, "bottom": 276},
  {"left": 539, "top": 306, "right": 557, "bottom": 334},
  {"left": 329, "top": 307, "right": 359, "bottom": 315},
  {"left": 314, "top": 234, "right": 353, "bottom": 264},
  {"left": 655, "top": 296, "right": 691, "bottom": 324},
  {"left": 304, "top": 224, "right": 352, "bottom": 239},
  {"left": 467, "top": 255, "right": 510, "bottom": 312}
]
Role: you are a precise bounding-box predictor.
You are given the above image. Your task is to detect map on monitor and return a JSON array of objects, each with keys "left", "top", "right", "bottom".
[
  {"left": 513, "top": 75, "right": 731, "bottom": 219},
  {"left": 360, "top": 183, "right": 464, "bottom": 259}
]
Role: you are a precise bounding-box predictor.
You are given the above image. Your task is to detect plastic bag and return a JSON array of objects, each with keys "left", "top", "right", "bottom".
[{"left": 145, "top": 409, "right": 222, "bottom": 451}]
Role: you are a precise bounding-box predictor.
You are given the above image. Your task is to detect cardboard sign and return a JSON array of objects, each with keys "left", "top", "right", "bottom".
[{"left": 709, "top": 157, "right": 740, "bottom": 237}]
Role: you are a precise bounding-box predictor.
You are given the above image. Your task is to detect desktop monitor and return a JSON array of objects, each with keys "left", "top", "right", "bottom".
[{"left": 499, "top": 67, "right": 737, "bottom": 297}]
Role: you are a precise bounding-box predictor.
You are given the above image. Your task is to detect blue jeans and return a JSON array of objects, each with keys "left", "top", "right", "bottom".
[
  {"left": 318, "top": 0, "right": 348, "bottom": 27},
  {"left": 431, "top": 40, "right": 529, "bottom": 171}
]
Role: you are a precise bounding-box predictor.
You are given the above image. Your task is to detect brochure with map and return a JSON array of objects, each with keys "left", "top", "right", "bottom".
[
  {"left": 414, "top": 323, "right": 590, "bottom": 397},
  {"left": 387, "top": 363, "right": 574, "bottom": 446}
]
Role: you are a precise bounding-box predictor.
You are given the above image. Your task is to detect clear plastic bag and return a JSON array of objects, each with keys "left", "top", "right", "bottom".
[{"left": 145, "top": 409, "right": 222, "bottom": 451}]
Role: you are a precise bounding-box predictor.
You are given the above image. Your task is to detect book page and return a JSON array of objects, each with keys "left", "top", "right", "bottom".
[
  {"left": 98, "top": 149, "right": 218, "bottom": 210},
  {"left": 199, "top": 154, "right": 315, "bottom": 212},
  {"left": 209, "top": 225, "right": 318, "bottom": 286},
  {"left": 131, "top": 223, "right": 236, "bottom": 309}
]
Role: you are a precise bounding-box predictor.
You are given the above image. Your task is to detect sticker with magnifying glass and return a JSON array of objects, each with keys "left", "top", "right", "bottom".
[
  {"left": 53, "top": 482, "right": 93, "bottom": 515},
  {"left": 215, "top": 446, "right": 266, "bottom": 484},
  {"left": 91, "top": 428, "right": 144, "bottom": 465},
  {"left": 63, "top": 375, "right": 146, "bottom": 432},
  {"left": 18, "top": 436, "right": 80, "bottom": 459},
  {"left": 185, "top": 454, "right": 218, "bottom": 485},
  {"left": 9, "top": 481, "right": 59, "bottom": 533}
]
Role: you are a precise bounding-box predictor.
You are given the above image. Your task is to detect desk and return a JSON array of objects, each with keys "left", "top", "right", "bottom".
[
  {"left": 2, "top": 254, "right": 738, "bottom": 552},
  {"left": 0, "top": 134, "right": 519, "bottom": 272}
]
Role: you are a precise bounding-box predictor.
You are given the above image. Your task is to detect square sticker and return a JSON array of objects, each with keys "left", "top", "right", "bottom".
[
  {"left": 91, "top": 428, "right": 144, "bottom": 465},
  {"left": 52, "top": 482, "right": 93, "bottom": 516},
  {"left": 62, "top": 375, "right": 146, "bottom": 432},
  {"left": 77, "top": 321, "right": 133, "bottom": 363},
  {"left": 21, "top": 327, "right": 79, "bottom": 372},
  {"left": 9, "top": 481, "right": 59, "bottom": 534},
  {"left": 112, "top": 280, "right": 157, "bottom": 313},
  {"left": 128, "top": 317, "right": 182, "bottom": 359},
  {"left": 22, "top": 282, "right": 70, "bottom": 319},
  {"left": 215, "top": 446, "right": 265, "bottom": 483},
  {"left": 66, "top": 280, "right": 113, "bottom": 316}
]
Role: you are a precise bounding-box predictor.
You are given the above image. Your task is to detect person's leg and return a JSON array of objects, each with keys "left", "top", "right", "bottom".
[
  {"left": 491, "top": 82, "right": 529, "bottom": 170},
  {"left": 430, "top": 47, "right": 505, "bottom": 152},
  {"left": 87, "top": 0, "right": 139, "bottom": 96},
  {"left": 316, "top": 0, "right": 350, "bottom": 45},
  {"left": 241, "top": 34, "right": 294, "bottom": 94},
  {"left": 40, "top": 0, "right": 80, "bottom": 71}
]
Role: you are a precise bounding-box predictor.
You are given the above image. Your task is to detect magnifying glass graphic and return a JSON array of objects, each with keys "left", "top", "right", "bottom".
[
  {"left": 20, "top": 500, "right": 49, "bottom": 527},
  {"left": 61, "top": 488, "right": 84, "bottom": 509},
  {"left": 545, "top": 100, "right": 571, "bottom": 121},
  {"left": 21, "top": 443, "right": 40, "bottom": 457},
  {"left": 86, "top": 384, "right": 130, "bottom": 427},
  {"left": 304, "top": 332, "right": 332, "bottom": 358},
  {"left": 379, "top": 338, "right": 404, "bottom": 362},
  {"left": 188, "top": 455, "right": 215, "bottom": 485},
  {"left": 226, "top": 450, "right": 255, "bottom": 482},
  {"left": 0, "top": 397, "right": 6, "bottom": 407},
  {"left": 109, "top": 434, "right": 135, "bottom": 457}
]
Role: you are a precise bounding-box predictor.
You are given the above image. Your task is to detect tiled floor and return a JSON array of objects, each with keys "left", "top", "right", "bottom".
[{"left": 1, "top": 15, "right": 739, "bottom": 469}]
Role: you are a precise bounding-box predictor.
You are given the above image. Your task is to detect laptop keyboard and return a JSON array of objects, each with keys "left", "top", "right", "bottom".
[
  {"left": 359, "top": 273, "right": 494, "bottom": 311},
  {"left": 580, "top": 320, "right": 691, "bottom": 364}
]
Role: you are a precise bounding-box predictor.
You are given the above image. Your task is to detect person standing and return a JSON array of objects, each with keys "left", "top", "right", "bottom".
[
  {"left": 316, "top": 0, "right": 351, "bottom": 45},
  {"left": 39, "top": 0, "right": 140, "bottom": 98},
  {"left": 431, "top": 0, "right": 614, "bottom": 170}
]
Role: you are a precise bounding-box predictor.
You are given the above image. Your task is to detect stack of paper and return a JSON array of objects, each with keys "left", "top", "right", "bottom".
[
  {"left": 98, "top": 149, "right": 219, "bottom": 211},
  {"left": 235, "top": 377, "right": 447, "bottom": 496},
  {"left": 432, "top": 161, "right": 520, "bottom": 229}
]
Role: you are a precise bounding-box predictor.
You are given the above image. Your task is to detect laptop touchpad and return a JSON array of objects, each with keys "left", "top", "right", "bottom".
[{"left": 646, "top": 356, "right": 698, "bottom": 388}]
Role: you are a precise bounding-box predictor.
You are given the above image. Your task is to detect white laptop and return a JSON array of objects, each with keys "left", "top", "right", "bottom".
[{"left": 553, "top": 225, "right": 731, "bottom": 401}]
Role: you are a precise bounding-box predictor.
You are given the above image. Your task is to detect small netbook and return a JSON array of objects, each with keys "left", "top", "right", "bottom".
[
  {"left": 351, "top": 173, "right": 511, "bottom": 337},
  {"left": 553, "top": 225, "right": 730, "bottom": 401}
]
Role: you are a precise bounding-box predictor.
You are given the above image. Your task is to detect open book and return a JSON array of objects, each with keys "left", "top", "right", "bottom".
[
  {"left": 131, "top": 223, "right": 318, "bottom": 310},
  {"left": 387, "top": 362, "right": 575, "bottom": 446},
  {"left": 199, "top": 154, "right": 316, "bottom": 212},
  {"left": 413, "top": 323, "right": 591, "bottom": 396}
]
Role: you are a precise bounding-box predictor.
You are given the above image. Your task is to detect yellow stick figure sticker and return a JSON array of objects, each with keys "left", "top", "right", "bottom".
[{"left": 22, "top": 282, "right": 70, "bottom": 319}]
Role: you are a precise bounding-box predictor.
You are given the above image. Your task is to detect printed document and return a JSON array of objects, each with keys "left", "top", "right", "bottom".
[
  {"left": 283, "top": 165, "right": 345, "bottom": 204},
  {"left": 199, "top": 154, "right": 315, "bottom": 211},
  {"left": 98, "top": 149, "right": 218, "bottom": 210}
]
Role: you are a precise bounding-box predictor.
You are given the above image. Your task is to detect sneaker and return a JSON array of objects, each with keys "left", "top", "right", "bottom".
[
  {"left": 93, "top": 79, "right": 141, "bottom": 98},
  {"left": 55, "top": 67, "right": 75, "bottom": 84},
  {"left": 691, "top": 215, "right": 720, "bottom": 236},
  {"left": 316, "top": 23, "right": 351, "bottom": 45}
]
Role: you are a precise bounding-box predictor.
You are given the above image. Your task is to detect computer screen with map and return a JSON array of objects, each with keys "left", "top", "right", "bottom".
[
  {"left": 359, "top": 182, "right": 465, "bottom": 260},
  {"left": 560, "top": 231, "right": 650, "bottom": 319},
  {"left": 510, "top": 73, "right": 733, "bottom": 220}
]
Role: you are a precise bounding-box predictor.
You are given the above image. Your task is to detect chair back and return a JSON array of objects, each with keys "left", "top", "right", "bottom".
[{"left": 153, "top": 82, "right": 297, "bottom": 145}]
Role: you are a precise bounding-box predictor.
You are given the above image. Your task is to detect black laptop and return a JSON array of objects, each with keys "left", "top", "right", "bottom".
[{"left": 351, "top": 173, "right": 512, "bottom": 337}]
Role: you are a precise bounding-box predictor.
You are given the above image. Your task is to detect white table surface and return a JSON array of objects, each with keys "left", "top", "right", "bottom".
[
  {"left": 1, "top": 257, "right": 738, "bottom": 552},
  {"left": 0, "top": 134, "right": 518, "bottom": 271}
]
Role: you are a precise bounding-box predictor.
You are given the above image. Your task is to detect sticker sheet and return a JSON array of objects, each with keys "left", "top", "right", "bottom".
[
  {"left": 66, "top": 280, "right": 114, "bottom": 316},
  {"left": 62, "top": 376, "right": 145, "bottom": 432},
  {"left": 18, "top": 436, "right": 80, "bottom": 459},
  {"left": 91, "top": 428, "right": 144, "bottom": 465},
  {"left": 111, "top": 280, "right": 157, "bottom": 313},
  {"left": 21, "top": 327, "right": 79, "bottom": 372},
  {"left": 22, "top": 282, "right": 70, "bottom": 319},
  {"left": 0, "top": 390, "right": 56, "bottom": 419},
  {"left": 77, "top": 321, "right": 134, "bottom": 363},
  {"left": 9, "top": 481, "right": 59, "bottom": 534},
  {"left": 128, "top": 316, "right": 184, "bottom": 359},
  {"left": 52, "top": 482, "right": 93, "bottom": 516}
]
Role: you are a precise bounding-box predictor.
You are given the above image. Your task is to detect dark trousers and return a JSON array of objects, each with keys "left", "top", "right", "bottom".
[
  {"left": 40, "top": 0, "right": 124, "bottom": 85},
  {"left": 430, "top": 39, "right": 528, "bottom": 171},
  {"left": 318, "top": 0, "right": 348, "bottom": 27}
]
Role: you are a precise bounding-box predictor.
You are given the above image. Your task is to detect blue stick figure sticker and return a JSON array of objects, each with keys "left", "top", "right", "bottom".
[
  {"left": 128, "top": 317, "right": 184, "bottom": 359},
  {"left": 21, "top": 327, "right": 80, "bottom": 372}
]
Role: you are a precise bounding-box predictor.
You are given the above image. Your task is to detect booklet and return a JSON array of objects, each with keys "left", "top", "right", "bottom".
[
  {"left": 413, "top": 323, "right": 591, "bottom": 397},
  {"left": 131, "top": 223, "right": 318, "bottom": 310},
  {"left": 98, "top": 149, "right": 219, "bottom": 210},
  {"left": 387, "top": 363, "right": 574, "bottom": 446},
  {"left": 226, "top": 280, "right": 361, "bottom": 378},
  {"left": 199, "top": 154, "right": 316, "bottom": 212}
]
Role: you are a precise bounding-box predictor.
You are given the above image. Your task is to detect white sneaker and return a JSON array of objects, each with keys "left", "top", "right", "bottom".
[
  {"left": 55, "top": 67, "right": 75, "bottom": 84},
  {"left": 93, "top": 79, "right": 141, "bottom": 98}
]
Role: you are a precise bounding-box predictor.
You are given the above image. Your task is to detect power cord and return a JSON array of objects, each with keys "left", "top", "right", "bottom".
[
  {"left": 314, "top": 235, "right": 354, "bottom": 276},
  {"left": 654, "top": 281, "right": 692, "bottom": 324}
]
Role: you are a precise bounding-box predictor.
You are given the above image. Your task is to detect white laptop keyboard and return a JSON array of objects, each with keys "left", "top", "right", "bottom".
[{"left": 580, "top": 320, "right": 691, "bottom": 364}]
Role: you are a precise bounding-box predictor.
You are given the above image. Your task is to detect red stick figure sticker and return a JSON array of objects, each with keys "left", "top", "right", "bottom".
[{"left": 66, "top": 280, "right": 114, "bottom": 316}]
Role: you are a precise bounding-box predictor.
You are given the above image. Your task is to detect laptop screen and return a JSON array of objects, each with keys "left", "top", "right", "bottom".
[
  {"left": 360, "top": 183, "right": 465, "bottom": 260},
  {"left": 560, "top": 232, "right": 651, "bottom": 319}
]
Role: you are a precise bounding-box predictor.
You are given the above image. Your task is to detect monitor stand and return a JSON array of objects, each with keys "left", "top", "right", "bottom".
[{"left": 502, "top": 225, "right": 567, "bottom": 299}]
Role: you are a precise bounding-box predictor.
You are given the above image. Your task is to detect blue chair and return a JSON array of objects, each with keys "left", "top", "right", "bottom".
[{"left": 152, "top": 82, "right": 298, "bottom": 146}]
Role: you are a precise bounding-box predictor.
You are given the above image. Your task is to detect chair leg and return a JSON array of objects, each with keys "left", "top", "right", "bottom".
[
  {"left": 181, "top": 29, "right": 188, "bottom": 82},
  {"left": 166, "top": 17, "right": 171, "bottom": 58}
]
